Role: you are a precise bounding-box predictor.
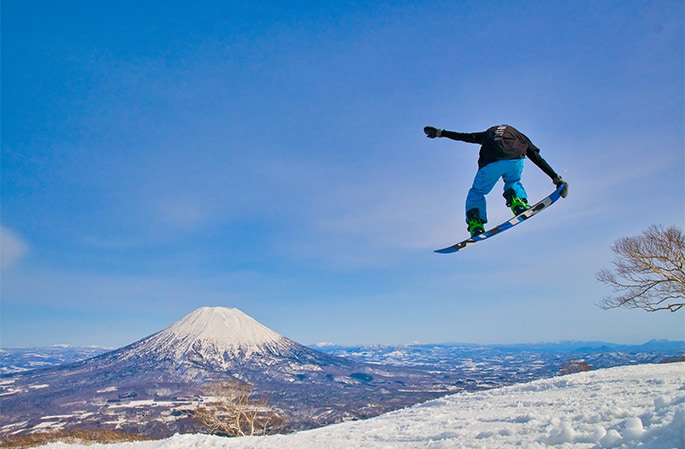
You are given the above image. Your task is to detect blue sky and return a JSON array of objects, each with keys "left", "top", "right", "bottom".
[{"left": 2, "top": 0, "right": 683, "bottom": 348}]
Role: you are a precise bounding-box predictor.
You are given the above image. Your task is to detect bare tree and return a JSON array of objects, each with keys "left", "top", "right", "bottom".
[
  {"left": 596, "top": 225, "right": 685, "bottom": 312},
  {"left": 193, "top": 378, "right": 288, "bottom": 437}
]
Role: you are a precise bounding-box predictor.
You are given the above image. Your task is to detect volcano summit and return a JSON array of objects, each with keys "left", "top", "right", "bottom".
[{"left": 149, "top": 307, "right": 287, "bottom": 357}]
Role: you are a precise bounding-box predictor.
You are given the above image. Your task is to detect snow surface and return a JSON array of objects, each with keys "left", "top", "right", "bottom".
[{"left": 39, "top": 363, "right": 684, "bottom": 449}]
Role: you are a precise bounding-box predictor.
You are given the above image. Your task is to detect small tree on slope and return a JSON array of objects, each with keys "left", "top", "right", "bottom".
[
  {"left": 193, "top": 379, "right": 288, "bottom": 437},
  {"left": 596, "top": 225, "right": 684, "bottom": 312}
]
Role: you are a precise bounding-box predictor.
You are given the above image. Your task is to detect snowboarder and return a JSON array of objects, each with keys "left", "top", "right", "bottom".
[{"left": 424, "top": 124, "right": 568, "bottom": 237}]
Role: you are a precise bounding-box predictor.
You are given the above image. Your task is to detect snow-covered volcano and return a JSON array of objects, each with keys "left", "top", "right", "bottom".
[
  {"left": 117, "top": 306, "right": 352, "bottom": 377},
  {"left": 133, "top": 307, "right": 297, "bottom": 364}
]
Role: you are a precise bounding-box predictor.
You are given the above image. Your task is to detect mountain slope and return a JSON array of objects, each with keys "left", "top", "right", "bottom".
[
  {"left": 34, "top": 363, "right": 685, "bottom": 449},
  {"left": 87, "top": 307, "right": 358, "bottom": 381},
  {"left": 0, "top": 307, "right": 453, "bottom": 437}
]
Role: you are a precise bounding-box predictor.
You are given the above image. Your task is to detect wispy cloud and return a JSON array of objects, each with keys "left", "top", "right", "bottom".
[{"left": 0, "top": 226, "right": 29, "bottom": 271}]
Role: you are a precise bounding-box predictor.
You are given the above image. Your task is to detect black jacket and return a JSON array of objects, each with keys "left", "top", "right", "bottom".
[{"left": 441, "top": 125, "right": 559, "bottom": 180}]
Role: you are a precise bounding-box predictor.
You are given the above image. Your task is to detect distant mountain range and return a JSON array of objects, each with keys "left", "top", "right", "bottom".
[
  {"left": 0, "top": 346, "right": 112, "bottom": 375},
  {"left": 4, "top": 339, "right": 682, "bottom": 377},
  {"left": 0, "top": 307, "right": 457, "bottom": 438},
  {"left": 317, "top": 340, "right": 685, "bottom": 386}
]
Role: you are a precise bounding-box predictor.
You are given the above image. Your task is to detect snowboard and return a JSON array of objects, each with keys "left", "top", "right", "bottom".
[{"left": 434, "top": 183, "right": 566, "bottom": 254}]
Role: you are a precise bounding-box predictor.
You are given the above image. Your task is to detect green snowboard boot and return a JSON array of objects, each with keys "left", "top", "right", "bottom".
[
  {"left": 466, "top": 208, "right": 485, "bottom": 237},
  {"left": 503, "top": 189, "right": 530, "bottom": 216}
]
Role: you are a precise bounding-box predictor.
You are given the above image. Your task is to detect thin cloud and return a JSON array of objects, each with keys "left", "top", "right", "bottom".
[{"left": 0, "top": 226, "right": 29, "bottom": 271}]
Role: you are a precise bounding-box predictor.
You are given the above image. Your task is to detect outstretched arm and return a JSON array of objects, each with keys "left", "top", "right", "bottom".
[{"left": 424, "top": 126, "right": 484, "bottom": 144}]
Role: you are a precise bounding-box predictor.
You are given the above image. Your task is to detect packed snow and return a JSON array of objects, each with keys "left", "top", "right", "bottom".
[{"left": 40, "top": 362, "right": 684, "bottom": 449}]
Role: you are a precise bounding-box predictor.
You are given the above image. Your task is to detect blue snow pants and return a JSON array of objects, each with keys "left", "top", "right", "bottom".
[{"left": 465, "top": 159, "right": 527, "bottom": 224}]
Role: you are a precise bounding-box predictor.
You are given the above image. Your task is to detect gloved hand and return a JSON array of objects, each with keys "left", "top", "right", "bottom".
[
  {"left": 553, "top": 176, "right": 569, "bottom": 198},
  {"left": 424, "top": 126, "right": 443, "bottom": 138}
]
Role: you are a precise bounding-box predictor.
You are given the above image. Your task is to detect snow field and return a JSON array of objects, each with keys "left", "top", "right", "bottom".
[{"left": 40, "top": 363, "right": 684, "bottom": 449}]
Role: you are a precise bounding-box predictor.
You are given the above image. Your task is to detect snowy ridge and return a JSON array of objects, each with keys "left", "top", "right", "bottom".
[
  {"left": 135, "top": 307, "right": 293, "bottom": 362},
  {"left": 40, "top": 363, "right": 685, "bottom": 449}
]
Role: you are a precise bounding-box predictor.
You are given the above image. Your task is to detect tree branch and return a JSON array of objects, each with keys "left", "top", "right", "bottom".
[{"left": 596, "top": 225, "right": 685, "bottom": 313}]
